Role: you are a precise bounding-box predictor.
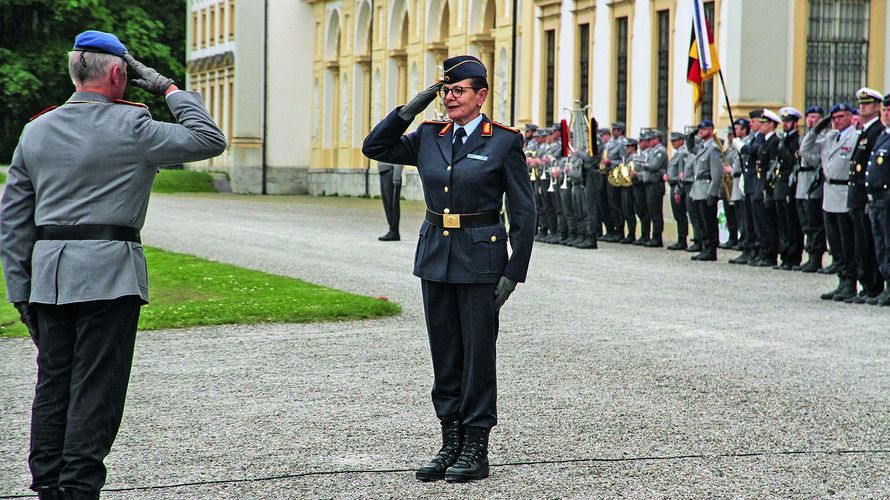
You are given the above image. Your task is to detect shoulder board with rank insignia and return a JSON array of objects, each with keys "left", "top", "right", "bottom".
[
  {"left": 113, "top": 99, "right": 148, "bottom": 108},
  {"left": 29, "top": 106, "right": 58, "bottom": 121},
  {"left": 433, "top": 121, "right": 453, "bottom": 136},
  {"left": 491, "top": 121, "right": 521, "bottom": 134},
  {"left": 481, "top": 122, "right": 492, "bottom": 136}
]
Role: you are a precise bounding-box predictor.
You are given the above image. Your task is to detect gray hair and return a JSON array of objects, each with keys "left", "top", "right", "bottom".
[{"left": 68, "top": 51, "right": 126, "bottom": 86}]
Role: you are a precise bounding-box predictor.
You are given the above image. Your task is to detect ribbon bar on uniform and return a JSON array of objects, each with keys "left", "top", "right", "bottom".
[
  {"left": 425, "top": 209, "right": 501, "bottom": 229},
  {"left": 36, "top": 224, "right": 141, "bottom": 243}
]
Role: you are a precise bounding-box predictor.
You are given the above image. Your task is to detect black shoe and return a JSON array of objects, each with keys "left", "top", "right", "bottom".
[
  {"left": 729, "top": 253, "right": 751, "bottom": 265},
  {"left": 686, "top": 242, "right": 703, "bottom": 253},
  {"left": 445, "top": 426, "right": 491, "bottom": 482},
  {"left": 59, "top": 489, "right": 99, "bottom": 500},
  {"left": 779, "top": 262, "right": 795, "bottom": 271},
  {"left": 644, "top": 239, "right": 663, "bottom": 248},
  {"left": 718, "top": 240, "right": 737, "bottom": 250},
  {"left": 833, "top": 280, "right": 858, "bottom": 302},
  {"left": 619, "top": 236, "right": 635, "bottom": 244},
  {"left": 602, "top": 234, "right": 619, "bottom": 242},
  {"left": 755, "top": 259, "right": 776, "bottom": 267},
  {"left": 36, "top": 487, "right": 63, "bottom": 500},
  {"left": 818, "top": 262, "right": 838, "bottom": 275},
  {"left": 693, "top": 252, "right": 717, "bottom": 261},
  {"left": 667, "top": 240, "right": 687, "bottom": 250},
  {"left": 576, "top": 238, "right": 597, "bottom": 249},
  {"left": 845, "top": 290, "right": 869, "bottom": 304},
  {"left": 820, "top": 280, "right": 844, "bottom": 301},
  {"left": 879, "top": 283, "right": 890, "bottom": 306},
  {"left": 632, "top": 237, "right": 646, "bottom": 246},
  {"left": 416, "top": 415, "right": 463, "bottom": 482},
  {"left": 378, "top": 231, "right": 400, "bottom": 241}
]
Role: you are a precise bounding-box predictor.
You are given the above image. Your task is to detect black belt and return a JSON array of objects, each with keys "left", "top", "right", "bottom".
[
  {"left": 827, "top": 178, "right": 849, "bottom": 186},
  {"left": 798, "top": 166, "right": 817, "bottom": 172},
  {"left": 425, "top": 210, "right": 501, "bottom": 229},
  {"left": 36, "top": 225, "right": 141, "bottom": 243},
  {"left": 732, "top": 173, "right": 741, "bottom": 178}
]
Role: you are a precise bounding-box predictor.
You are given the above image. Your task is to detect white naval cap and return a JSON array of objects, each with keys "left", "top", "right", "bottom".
[
  {"left": 856, "top": 87, "right": 883, "bottom": 104},
  {"left": 779, "top": 107, "right": 802, "bottom": 121},
  {"left": 760, "top": 109, "right": 781, "bottom": 124}
]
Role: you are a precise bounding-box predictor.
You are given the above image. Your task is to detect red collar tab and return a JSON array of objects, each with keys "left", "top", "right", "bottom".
[
  {"left": 113, "top": 99, "right": 148, "bottom": 108},
  {"left": 29, "top": 106, "right": 58, "bottom": 122},
  {"left": 438, "top": 122, "right": 454, "bottom": 136},
  {"left": 481, "top": 122, "right": 492, "bottom": 137}
]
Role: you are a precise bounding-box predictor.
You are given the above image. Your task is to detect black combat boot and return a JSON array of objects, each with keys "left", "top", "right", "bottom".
[
  {"left": 817, "top": 261, "right": 838, "bottom": 274},
  {"left": 832, "top": 279, "right": 857, "bottom": 302},
  {"left": 416, "top": 415, "right": 463, "bottom": 481},
  {"left": 878, "top": 281, "right": 890, "bottom": 306},
  {"left": 576, "top": 237, "right": 597, "bottom": 249},
  {"left": 35, "top": 487, "right": 63, "bottom": 500},
  {"left": 820, "top": 278, "right": 844, "bottom": 301},
  {"left": 445, "top": 426, "right": 490, "bottom": 482},
  {"left": 378, "top": 230, "right": 400, "bottom": 241},
  {"left": 686, "top": 241, "right": 703, "bottom": 253},
  {"left": 667, "top": 238, "right": 687, "bottom": 250}
]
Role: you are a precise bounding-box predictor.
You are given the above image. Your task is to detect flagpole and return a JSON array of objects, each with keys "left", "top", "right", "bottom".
[{"left": 717, "top": 69, "right": 735, "bottom": 128}]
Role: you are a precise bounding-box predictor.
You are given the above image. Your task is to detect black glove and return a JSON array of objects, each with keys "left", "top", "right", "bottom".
[
  {"left": 14, "top": 302, "right": 39, "bottom": 347},
  {"left": 398, "top": 82, "right": 444, "bottom": 121},
  {"left": 707, "top": 195, "right": 718, "bottom": 207},
  {"left": 123, "top": 54, "right": 175, "bottom": 96},
  {"left": 813, "top": 115, "right": 832, "bottom": 134},
  {"left": 493, "top": 276, "right": 517, "bottom": 310}
]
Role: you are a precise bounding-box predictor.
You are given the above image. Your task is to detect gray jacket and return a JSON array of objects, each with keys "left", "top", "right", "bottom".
[
  {"left": 642, "top": 143, "right": 667, "bottom": 183},
  {"left": 727, "top": 146, "right": 743, "bottom": 202},
  {"left": 1, "top": 91, "right": 226, "bottom": 304},
  {"left": 797, "top": 128, "right": 825, "bottom": 200},
  {"left": 820, "top": 126, "right": 858, "bottom": 213},
  {"left": 690, "top": 138, "right": 723, "bottom": 201},
  {"left": 667, "top": 145, "right": 688, "bottom": 186}
]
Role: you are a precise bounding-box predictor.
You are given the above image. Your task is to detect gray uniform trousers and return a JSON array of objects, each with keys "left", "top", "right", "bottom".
[{"left": 583, "top": 167, "right": 603, "bottom": 240}]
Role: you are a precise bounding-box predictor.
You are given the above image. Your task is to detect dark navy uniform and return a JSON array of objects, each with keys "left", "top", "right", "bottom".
[
  {"left": 865, "top": 119, "right": 890, "bottom": 305},
  {"left": 362, "top": 108, "right": 535, "bottom": 428}
]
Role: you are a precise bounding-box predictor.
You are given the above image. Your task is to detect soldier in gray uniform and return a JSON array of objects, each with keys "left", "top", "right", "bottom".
[
  {"left": 621, "top": 138, "right": 639, "bottom": 244},
  {"left": 819, "top": 103, "right": 860, "bottom": 301},
  {"left": 602, "top": 122, "right": 628, "bottom": 241},
  {"left": 796, "top": 106, "right": 828, "bottom": 272},
  {"left": 542, "top": 128, "right": 564, "bottom": 244},
  {"left": 0, "top": 31, "right": 226, "bottom": 499},
  {"left": 378, "top": 162, "right": 404, "bottom": 241},
  {"left": 642, "top": 130, "right": 667, "bottom": 247},
  {"left": 597, "top": 128, "right": 617, "bottom": 240},
  {"left": 631, "top": 130, "right": 652, "bottom": 245},
  {"left": 728, "top": 119, "right": 752, "bottom": 263},
  {"left": 726, "top": 124, "right": 745, "bottom": 251},
  {"left": 667, "top": 132, "right": 690, "bottom": 250},
  {"left": 689, "top": 119, "right": 724, "bottom": 261},
  {"left": 682, "top": 128, "right": 705, "bottom": 253}
]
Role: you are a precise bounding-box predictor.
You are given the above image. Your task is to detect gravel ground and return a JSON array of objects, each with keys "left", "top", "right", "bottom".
[{"left": 0, "top": 193, "right": 888, "bottom": 498}]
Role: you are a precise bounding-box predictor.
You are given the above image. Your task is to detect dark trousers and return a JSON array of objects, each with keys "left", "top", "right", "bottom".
[
  {"left": 621, "top": 186, "right": 636, "bottom": 239},
  {"left": 584, "top": 169, "right": 603, "bottom": 241},
  {"left": 632, "top": 183, "right": 650, "bottom": 240},
  {"left": 379, "top": 169, "right": 401, "bottom": 233},
  {"left": 534, "top": 180, "right": 548, "bottom": 235},
  {"left": 669, "top": 184, "right": 688, "bottom": 240},
  {"left": 544, "top": 187, "right": 560, "bottom": 236},
  {"left": 684, "top": 184, "right": 702, "bottom": 244},
  {"left": 776, "top": 197, "right": 803, "bottom": 265},
  {"left": 796, "top": 198, "right": 826, "bottom": 260},
  {"left": 743, "top": 195, "right": 761, "bottom": 255},
  {"left": 869, "top": 202, "right": 890, "bottom": 279},
  {"left": 724, "top": 201, "right": 738, "bottom": 243},
  {"left": 572, "top": 183, "right": 587, "bottom": 237},
  {"left": 731, "top": 200, "right": 747, "bottom": 245},
  {"left": 559, "top": 185, "right": 576, "bottom": 238},
  {"left": 606, "top": 183, "right": 623, "bottom": 237},
  {"left": 421, "top": 280, "right": 498, "bottom": 428},
  {"left": 824, "top": 210, "right": 857, "bottom": 280},
  {"left": 757, "top": 199, "right": 779, "bottom": 263},
  {"left": 850, "top": 207, "right": 883, "bottom": 293},
  {"left": 695, "top": 199, "right": 718, "bottom": 255},
  {"left": 645, "top": 182, "right": 665, "bottom": 242},
  {"left": 30, "top": 296, "right": 141, "bottom": 495}
]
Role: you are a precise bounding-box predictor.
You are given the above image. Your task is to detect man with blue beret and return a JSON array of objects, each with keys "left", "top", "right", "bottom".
[
  {"left": 863, "top": 93, "right": 890, "bottom": 305},
  {"left": 795, "top": 105, "right": 829, "bottom": 272},
  {"left": 362, "top": 54, "right": 535, "bottom": 483},
  {"left": 0, "top": 30, "right": 226, "bottom": 499}
]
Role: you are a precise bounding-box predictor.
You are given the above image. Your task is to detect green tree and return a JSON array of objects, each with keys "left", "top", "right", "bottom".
[{"left": 0, "top": 1, "right": 186, "bottom": 162}]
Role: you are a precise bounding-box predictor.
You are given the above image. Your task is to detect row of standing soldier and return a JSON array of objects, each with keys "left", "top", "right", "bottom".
[{"left": 522, "top": 88, "right": 890, "bottom": 306}]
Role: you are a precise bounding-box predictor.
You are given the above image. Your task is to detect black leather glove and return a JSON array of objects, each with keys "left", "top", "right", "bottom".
[
  {"left": 813, "top": 115, "right": 832, "bottom": 134},
  {"left": 14, "top": 302, "right": 39, "bottom": 347},
  {"left": 493, "top": 276, "right": 517, "bottom": 310},
  {"left": 398, "top": 82, "right": 444, "bottom": 121},
  {"left": 123, "top": 54, "right": 175, "bottom": 96},
  {"left": 707, "top": 195, "right": 718, "bottom": 207}
]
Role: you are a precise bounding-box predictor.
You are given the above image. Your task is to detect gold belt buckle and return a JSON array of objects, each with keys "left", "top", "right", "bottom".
[{"left": 443, "top": 213, "right": 461, "bottom": 229}]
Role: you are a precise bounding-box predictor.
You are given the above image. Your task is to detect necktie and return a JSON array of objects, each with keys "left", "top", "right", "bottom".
[{"left": 452, "top": 127, "right": 466, "bottom": 159}]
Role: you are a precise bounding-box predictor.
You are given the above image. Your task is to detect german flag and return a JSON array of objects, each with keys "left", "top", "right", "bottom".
[{"left": 687, "top": 0, "right": 721, "bottom": 107}]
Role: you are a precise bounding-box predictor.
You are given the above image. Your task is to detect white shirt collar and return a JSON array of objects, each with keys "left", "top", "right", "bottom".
[
  {"left": 454, "top": 113, "right": 485, "bottom": 141},
  {"left": 765, "top": 131, "right": 776, "bottom": 140},
  {"left": 864, "top": 116, "right": 880, "bottom": 130}
]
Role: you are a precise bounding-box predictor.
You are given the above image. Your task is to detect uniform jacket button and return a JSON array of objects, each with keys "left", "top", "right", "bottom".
[
  {"left": 443, "top": 208, "right": 450, "bottom": 214},
  {"left": 490, "top": 235, "right": 497, "bottom": 242},
  {"left": 443, "top": 230, "right": 450, "bottom": 237},
  {"left": 444, "top": 186, "right": 449, "bottom": 192}
]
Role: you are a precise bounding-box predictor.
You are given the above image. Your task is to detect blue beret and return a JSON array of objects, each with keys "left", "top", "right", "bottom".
[
  {"left": 830, "top": 103, "right": 853, "bottom": 115},
  {"left": 443, "top": 55, "right": 486, "bottom": 83},
  {"left": 699, "top": 119, "right": 714, "bottom": 129},
  {"left": 805, "top": 105, "right": 825, "bottom": 116},
  {"left": 73, "top": 30, "right": 127, "bottom": 58},
  {"left": 733, "top": 118, "right": 750, "bottom": 128}
]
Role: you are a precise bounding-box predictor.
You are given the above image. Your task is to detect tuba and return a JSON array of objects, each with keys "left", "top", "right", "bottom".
[{"left": 717, "top": 136, "right": 732, "bottom": 201}]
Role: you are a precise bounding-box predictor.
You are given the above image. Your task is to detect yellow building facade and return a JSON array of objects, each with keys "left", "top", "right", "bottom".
[{"left": 187, "top": 0, "right": 890, "bottom": 196}]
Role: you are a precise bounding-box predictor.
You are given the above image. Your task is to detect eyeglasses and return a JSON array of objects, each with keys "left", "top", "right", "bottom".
[{"left": 438, "top": 86, "right": 481, "bottom": 99}]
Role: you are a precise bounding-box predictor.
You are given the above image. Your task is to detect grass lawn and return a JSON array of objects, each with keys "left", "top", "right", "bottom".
[
  {"left": 151, "top": 169, "right": 217, "bottom": 193},
  {"left": 0, "top": 246, "right": 400, "bottom": 338}
]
